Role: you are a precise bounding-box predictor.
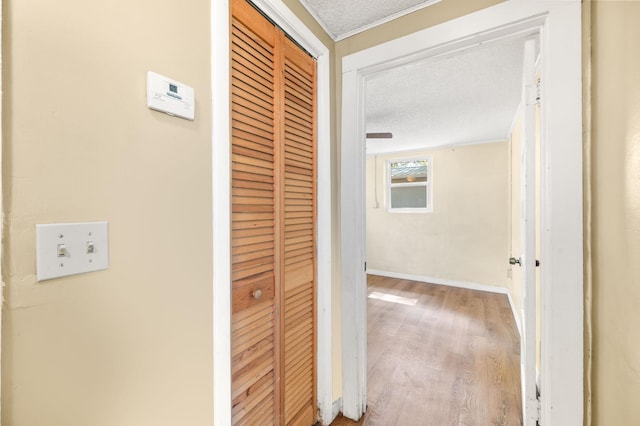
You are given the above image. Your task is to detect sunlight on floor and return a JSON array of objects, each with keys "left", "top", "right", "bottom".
[{"left": 368, "top": 291, "right": 418, "bottom": 306}]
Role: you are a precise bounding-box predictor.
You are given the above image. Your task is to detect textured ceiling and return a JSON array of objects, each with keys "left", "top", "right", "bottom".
[
  {"left": 365, "top": 36, "right": 527, "bottom": 155},
  {"left": 299, "top": 0, "right": 441, "bottom": 40}
]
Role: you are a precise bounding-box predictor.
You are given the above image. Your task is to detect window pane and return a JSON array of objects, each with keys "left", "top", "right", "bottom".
[
  {"left": 390, "top": 186, "right": 427, "bottom": 208},
  {"left": 390, "top": 160, "right": 428, "bottom": 184}
]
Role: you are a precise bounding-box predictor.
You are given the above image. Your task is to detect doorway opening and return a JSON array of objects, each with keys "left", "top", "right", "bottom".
[
  {"left": 340, "top": 2, "right": 583, "bottom": 424},
  {"left": 360, "top": 32, "right": 535, "bottom": 424}
]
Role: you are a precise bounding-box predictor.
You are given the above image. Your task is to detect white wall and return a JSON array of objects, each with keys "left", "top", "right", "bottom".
[{"left": 366, "top": 142, "right": 510, "bottom": 287}]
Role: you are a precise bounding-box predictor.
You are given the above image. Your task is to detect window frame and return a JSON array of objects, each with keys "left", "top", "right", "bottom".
[{"left": 386, "top": 156, "right": 433, "bottom": 213}]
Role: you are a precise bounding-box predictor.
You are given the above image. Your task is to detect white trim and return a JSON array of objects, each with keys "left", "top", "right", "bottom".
[
  {"left": 386, "top": 156, "right": 432, "bottom": 213},
  {"left": 538, "top": 4, "right": 583, "bottom": 425},
  {"left": 297, "top": 0, "right": 442, "bottom": 41},
  {"left": 366, "top": 138, "right": 507, "bottom": 157},
  {"left": 249, "top": 0, "right": 326, "bottom": 58},
  {"left": 326, "top": 398, "right": 343, "bottom": 425},
  {"left": 507, "top": 101, "right": 524, "bottom": 141},
  {"left": 367, "top": 269, "right": 510, "bottom": 295},
  {"left": 507, "top": 290, "right": 523, "bottom": 339},
  {"left": 520, "top": 37, "right": 538, "bottom": 426},
  {"left": 341, "top": 1, "right": 582, "bottom": 424},
  {"left": 212, "top": 0, "right": 332, "bottom": 424},
  {"left": 315, "top": 44, "right": 334, "bottom": 426},
  {"left": 342, "top": 18, "right": 543, "bottom": 75},
  {"left": 211, "top": 1, "right": 231, "bottom": 424},
  {"left": 341, "top": 67, "right": 368, "bottom": 420},
  {"left": 0, "top": 0, "right": 3, "bottom": 417}
]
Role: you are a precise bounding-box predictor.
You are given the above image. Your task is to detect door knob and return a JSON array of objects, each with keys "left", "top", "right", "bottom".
[{"left": 509, "top": 257, "right": 540, "bottom": 267}]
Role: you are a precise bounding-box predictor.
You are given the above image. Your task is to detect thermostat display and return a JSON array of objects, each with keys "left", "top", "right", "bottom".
[{"left": 147, "top": 71, "right": 195, "bottom": 120}]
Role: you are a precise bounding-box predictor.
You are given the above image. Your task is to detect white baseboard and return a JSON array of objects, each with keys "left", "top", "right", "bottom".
[
  {"left": 367, "top": 269, "right": 523, "bottom": 337},
  {"left": 506, "top": 290, "right": 523, "bottom": 338},
  {"left": 332, "top": 398, "right": 342, "bottom": 421},
  {"left": 319, "top": 397, "right": 342, "bottom": 425},
  {"left": 367, "top": 269, "right": 509, "bottom": 295}
]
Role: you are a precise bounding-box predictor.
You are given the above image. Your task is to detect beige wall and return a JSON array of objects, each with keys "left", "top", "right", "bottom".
[
  {"left": 591, "top": 2, "right": 640, "bottom": 424},
  {"left": 2, "top": 0, "right": 213, "bottom": 424},
  {"left": 366, "top": 143, "right": 509, "bottom": 287},
  {"left": 334, "top": 0, "right": 504, "bottom": 58}
]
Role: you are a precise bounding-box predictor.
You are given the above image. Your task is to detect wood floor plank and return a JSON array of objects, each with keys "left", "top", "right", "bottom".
[{"left": 330, "top": 274, "right": 522, "bottom": 426}]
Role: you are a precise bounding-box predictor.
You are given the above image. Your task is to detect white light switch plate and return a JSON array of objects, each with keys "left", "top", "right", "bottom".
[{"left": 36, "top": 222, "right": 109, "bottom": 281}]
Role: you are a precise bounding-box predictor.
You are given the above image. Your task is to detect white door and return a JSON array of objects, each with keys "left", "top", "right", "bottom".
[{"left": 518, "top": 37, "right": 539, "bottom": 426}]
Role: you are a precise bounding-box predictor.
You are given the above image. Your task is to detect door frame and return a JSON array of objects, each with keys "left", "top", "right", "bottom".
[
  {"left": 0, "top": 0, "right": 3, "bottom": 418},
  {"left": 212, "top": 0, "right": 332, "bottom": 424},
  {"left": 519, "top": 37, "right": 540, "bottom": 426},
  {"left": 340, "top": 0, "right": 583, "bottom": 424}
]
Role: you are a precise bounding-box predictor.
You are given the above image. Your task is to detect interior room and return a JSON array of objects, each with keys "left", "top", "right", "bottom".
[
  {"left": 357, "top": 35, "right": 535, "bottom": 423},
  {"left": 364, "top": 35, "right": 526, "bottom": 289}
]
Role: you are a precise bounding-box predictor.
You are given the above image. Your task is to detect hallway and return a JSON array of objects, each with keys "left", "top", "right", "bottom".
[{"left": 331, "top": 275, "right": 522, "bottom": 425}]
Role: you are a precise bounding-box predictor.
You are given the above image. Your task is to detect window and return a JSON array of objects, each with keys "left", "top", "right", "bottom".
[{"left": 387, "top": 157, "right": 432, "bottom": 212}]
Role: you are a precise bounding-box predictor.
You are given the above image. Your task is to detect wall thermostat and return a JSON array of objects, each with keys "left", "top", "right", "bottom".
[{"left": 147, "top": 71, "right": 195, "bottom": 120}]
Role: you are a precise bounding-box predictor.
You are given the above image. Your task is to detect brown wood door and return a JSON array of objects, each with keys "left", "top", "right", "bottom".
[
  {"left": 230, "top": 0, "right": 316, "bottom": 424},
  {"left": 231, "top": 1, "right": 278, "bottom": 423},
  {"left": 281, "top": 35, "right": 317, "bottom": 426}
]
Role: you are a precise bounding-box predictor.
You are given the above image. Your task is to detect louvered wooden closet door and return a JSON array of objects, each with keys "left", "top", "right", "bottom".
[
  {"left": 280, "top": 36, "right": 316, "bottom": 426},
  {"left": 231, "top": 0, "right": 317, "bottom": 425},
  {"left": 231, "top": 0, "right": 278, "bottom": 424}
]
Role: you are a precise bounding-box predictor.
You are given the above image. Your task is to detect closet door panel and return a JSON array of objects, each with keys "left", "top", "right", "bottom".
[
  {"left": 281, "top": 36, "right": 317, "bottom": 426},
  {"left": 231, "top": 0, "right": 278, "bottom": 423},
  {"left": 231, "top": 2, "right": 317, "bottom": 424}
]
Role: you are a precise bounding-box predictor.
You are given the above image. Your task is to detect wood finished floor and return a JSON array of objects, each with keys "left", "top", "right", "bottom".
[{"left": 330, "top": 275, "right": 522, "bottom": 426}]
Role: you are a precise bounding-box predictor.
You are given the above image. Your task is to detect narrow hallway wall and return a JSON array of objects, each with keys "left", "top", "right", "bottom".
[
  {"left": 591, "top": 2, "right": 640, "bottom": 424},
  {"left": 2, "top": 1, "right": 213, "bottom": 424}
]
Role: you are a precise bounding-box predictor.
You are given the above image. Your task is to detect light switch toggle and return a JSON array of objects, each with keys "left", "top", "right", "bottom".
[
  {"left": 57, "top": 244, "right": 67, "bottom": 257},
  {"left": 86, "top": 241, "right": 95, "bottom": 254}
]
